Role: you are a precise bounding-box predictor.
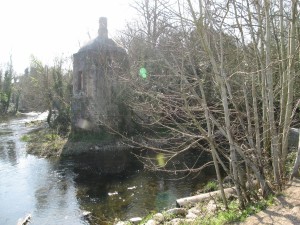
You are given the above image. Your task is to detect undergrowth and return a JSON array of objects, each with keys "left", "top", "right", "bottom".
[
  {"left": 139, "top": 194, "right": 275, "bottom": 225},
  {"left": 202, "top": 181, "right": 219, "bottom": 193},
  {"left": 194, "top": 195, "right": 275, "bottom": 225}
]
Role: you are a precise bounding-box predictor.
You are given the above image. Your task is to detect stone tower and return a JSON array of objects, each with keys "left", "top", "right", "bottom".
[{"left": 71, "top": 17, "right": 129, "bottom": 132}]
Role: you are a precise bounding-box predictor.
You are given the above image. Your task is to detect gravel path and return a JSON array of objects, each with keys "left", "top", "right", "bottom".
[{"left": 237, "top": 179, "right": 300, "bottom": 225}]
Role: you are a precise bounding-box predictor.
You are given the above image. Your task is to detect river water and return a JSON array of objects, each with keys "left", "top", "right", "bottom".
[{"left": 0, "top": 113, "right": 213, "bottom": 225}]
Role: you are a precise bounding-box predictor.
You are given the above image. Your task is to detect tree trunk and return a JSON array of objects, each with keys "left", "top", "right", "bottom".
[
  {"left": 291, "top": 129, "right": 300, "bottom": 180},
  {"left": 176, "top": 187, "right": 236, "bottom": 207},
  {"left": 264, "top": 0, "right": 281, "bottom": 187},
  {"left": 281, "top": 0, "right": 298, "bottom": 171}
]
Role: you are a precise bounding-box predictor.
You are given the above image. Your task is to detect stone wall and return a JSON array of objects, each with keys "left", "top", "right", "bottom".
[{"left": 71, "top": 17, "right": 129, "bottom": 132}]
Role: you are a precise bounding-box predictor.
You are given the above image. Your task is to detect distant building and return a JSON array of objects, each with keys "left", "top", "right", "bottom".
[{"left": 71, "top": 17, "right": 129, "bottom": 132}]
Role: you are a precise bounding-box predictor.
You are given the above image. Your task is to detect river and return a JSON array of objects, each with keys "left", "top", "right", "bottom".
[{"left": 0, "top": 113, "right": 213, "bottom": 225}]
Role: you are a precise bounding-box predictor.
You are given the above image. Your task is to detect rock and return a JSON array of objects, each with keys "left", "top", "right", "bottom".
[
  {"left": 223, "top": 176, "right": 233, "bottom": 186},
  {"left": 206, "top": 200, "right": 217, "bottom": 214},
  {"left": 289, "top": 128, "right": 300, "bottom": 151},
  {"left": 17, "top": 214, "right": 31, "bottom": 225},
  {"left": 81, "top": 210, "right": 92, "bottom": 221},
  {"left": 186, "top": 212, "right": 197, "bottom": 219},
  {"left": 165, "top": 208, "right": 187, "bottom": 217},
  {"left": 115, "top": 221, "right": 126, "bottom": 225},
  {"left": 166, "top": 218, "right": 185, "bottom": 225},
  {"left": 129, "top": 217, "right": 142, "bottom": 224},
  {"left": 183, "top": 219, "right": 195, "bottom": 224},
  {"left": 292, "top": 206, "right": 300, "bottom": 214},
  {"left": 166, "top": 218, "right": 195, "bottom": 225},
  {"left": 153, "top": 213, "right": 164, "bottom": 223},
  {"left": 145, "top": 219, "right": 158, "bottom": 225},
  {"left": 228, "top": 193, "right": 238, "bottom": 201},
  {"left": 188, "top": 207, "right": 202, "bottom": 216},
  {"left": 115, "top": 221, "right": 132, "bottom": 225}
]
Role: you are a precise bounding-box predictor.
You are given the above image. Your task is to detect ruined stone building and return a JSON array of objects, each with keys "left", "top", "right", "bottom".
[{"left": 71, "top": 17, "right": 129, "bottom": 132}]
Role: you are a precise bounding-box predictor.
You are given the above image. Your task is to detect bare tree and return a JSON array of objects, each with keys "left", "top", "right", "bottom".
[{"left": 111, "top": 0, "right": 300, "bottom": 208}]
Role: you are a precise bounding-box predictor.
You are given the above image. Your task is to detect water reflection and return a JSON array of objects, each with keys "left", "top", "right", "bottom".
[
  {"left": 0, "top": 114, "right": 214, "bottom": 225},
  {"left": 0, "top": 140, "right": 17, "bottom": 166},
  {"left": 31, "top": 163, "right": 84, "bottom": 225},
  {"left": 72, "top": 162, "right": 211, "bottom": 224},
  {"left": 7, "top": 140, "right": 17, "bottom": 166}
]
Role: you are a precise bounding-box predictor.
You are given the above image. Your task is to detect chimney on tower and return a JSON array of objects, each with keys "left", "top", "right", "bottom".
[{"left": 98, "top": 17, "right": 108, "bottom": 39}]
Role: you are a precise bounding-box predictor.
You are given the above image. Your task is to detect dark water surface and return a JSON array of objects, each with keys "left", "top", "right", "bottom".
[{"left": 0, "top": 113, "right": 212, "bottom": 225}]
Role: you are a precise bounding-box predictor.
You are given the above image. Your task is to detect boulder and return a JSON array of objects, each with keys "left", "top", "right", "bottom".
[
  {"left": 292, "top": 206, "right": 300, "bottom": 214},
  {"left": 166, "top": 218, "right": 185, "bottom": 225},
  {"left": 17, "top": 214, "right": 31, "bottom": 225},
  {"left": 165, "top": 208, "right": 187, "bottom": 217},
  {"left": 81, "top": 210, "right": 92, "bottom": 221},
  {"left": 289, "top": 128, "right": 300, "bottom": 151},
  {"left": 166, "top": 218, "right": 194, "bottom": 225},
  {"left": 186, "top": 212, "right": 198, "bottom": 219},
  {"left": 188, "top": 207, "right": 202, "bottom": 216},
  {"left": 115, "top": 221, "right": 127, "bottom": 225},
  {"left": 206, "top": 200, "right": 217, "bottom": 214},
  {"left": 145, "top": 219, "right": 158, "bottom": 225},
  {"left": 153, "top": 213, "right": 164, "bottom": 223},
  {"left": 129, "top": 217, "right": 142, "bottom": 224}
]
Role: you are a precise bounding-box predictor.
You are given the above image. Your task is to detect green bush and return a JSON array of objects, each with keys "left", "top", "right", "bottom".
[{"left": 203, "top": 181, "right": 218, "bottom": 193}]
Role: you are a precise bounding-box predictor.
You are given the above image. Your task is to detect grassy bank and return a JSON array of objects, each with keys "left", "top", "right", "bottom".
[
  {"left": 117, "top": 186, "right": 276, "bottom": 225},
  {"left": 21, "top": 124, "right": 119, "bottom": 158},
  {"left": 21, "top": 127, "right": 68, "bottom": 158}
]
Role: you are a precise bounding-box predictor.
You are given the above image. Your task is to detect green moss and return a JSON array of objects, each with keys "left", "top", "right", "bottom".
[{"left": 203, "top": 181, "right": 218, "bottom": 193}]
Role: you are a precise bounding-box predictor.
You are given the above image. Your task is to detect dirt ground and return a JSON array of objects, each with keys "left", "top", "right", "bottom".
[{"left": 237, "top": 178, "right": 300, "bottom": 225}]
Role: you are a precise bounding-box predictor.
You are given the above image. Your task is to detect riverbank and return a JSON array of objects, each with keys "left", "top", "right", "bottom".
[
  {"left": 237, "top": 178, "right": 300, "bottom": 225},
  {"left": 115, "top": 179, "right": 300, "bottom": 225},
  {"left": 21, "top": 114, "right": 131, "bottom": 158},
  {"left": 22, "top": 126, "right": 68, "bottom": 158},
  {"left": 116, "top": 173, "right": 300, "bottom": 224},
  {"left": 19, "top": 118, "right": 300, "bottom": 224},
  {"left": 114, "top": 187, "right": 276, "bottom": 225}
]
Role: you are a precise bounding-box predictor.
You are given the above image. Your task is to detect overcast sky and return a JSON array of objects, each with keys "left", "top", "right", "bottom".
[{"left": 0, "top": 0, "right": 135, "bottom": 74}]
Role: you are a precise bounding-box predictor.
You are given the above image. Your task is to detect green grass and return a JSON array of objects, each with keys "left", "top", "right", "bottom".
[
  {"left": 203, "top": 181, "right": 219, "bottom": 193},
  {"left": 21, "top": 128, "right": 67, "bottom": 158},
  {"left": 139, "top": 211, "right": 156, "bottom": 224},
  {"left": 286, "top": 151, "right": 297, "bottom": 175},
  {"left": 44, "top": 133, "right": 60, "bottom": 141},
  {"left": 21, "top": 134, "right": 31, "bottom": 142},
  {"left": 122, "top": 193, "right": 276, "bottom": 225},
  {"left": 199, "top": 195, "right": 275, "bottom": 225}
]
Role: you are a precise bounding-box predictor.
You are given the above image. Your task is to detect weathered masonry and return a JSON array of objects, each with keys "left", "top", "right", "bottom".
[{"left": 71, "top": 17, "right": 129, "bottom": 132}]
